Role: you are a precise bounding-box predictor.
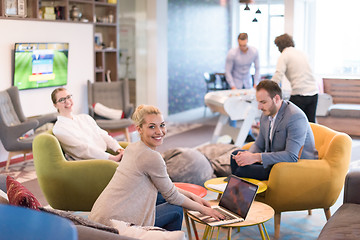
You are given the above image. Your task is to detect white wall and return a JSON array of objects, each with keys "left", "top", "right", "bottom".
[
  {"left": 0, "top": 19, "right": 94, "bottom": 163},
  {"left": 134, "top": 0, "right": 168, "bottom": 117},
  {"left": 119, "top": 0, "right": 136, "bottom": 79},
  {"left": 118, "top": 0, "right": 168, "bottom": 116}
]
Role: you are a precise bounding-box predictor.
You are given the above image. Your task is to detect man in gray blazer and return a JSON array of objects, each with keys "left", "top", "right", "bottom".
[{"left": 230, "top": 80, "right": 317, "bottom": 180}]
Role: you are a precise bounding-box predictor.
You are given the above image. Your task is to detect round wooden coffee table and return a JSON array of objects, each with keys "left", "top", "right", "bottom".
[{"left": 189, "top": 200, "right": 274, "bottom": 240}]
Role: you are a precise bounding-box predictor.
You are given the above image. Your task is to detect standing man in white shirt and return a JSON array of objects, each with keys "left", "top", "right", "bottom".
[
  {"left": 225, "top": 33, "right": 260, "bottom": 89},
  {"left": 272, "top": 33, "right": 319, "bottom": 123}
]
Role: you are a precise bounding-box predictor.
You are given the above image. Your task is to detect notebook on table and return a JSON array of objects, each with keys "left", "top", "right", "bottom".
[{"left": 188, "top": 175, "right": 258, "bottom": 226}]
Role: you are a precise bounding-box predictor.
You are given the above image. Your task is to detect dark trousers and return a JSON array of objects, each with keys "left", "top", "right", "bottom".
[
  {"left": 155, "top": 193, "right": 184, "bottom": 231},
  {"left": 289, "top": 94, "right": 318, "bottom": 123},
  {"left": 230, "top": 149, "right": 272, "bottom": 180}
]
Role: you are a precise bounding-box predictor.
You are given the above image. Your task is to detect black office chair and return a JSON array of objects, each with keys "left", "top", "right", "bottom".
[
  {"left": 204, "top": 72, "right": 218, "bottom": 93},
  {"left": 204, "top": 72, "right": 230, "bottom": 92},
  {"left": 218, "top": 74, "right": 230, "bottom": 90}
]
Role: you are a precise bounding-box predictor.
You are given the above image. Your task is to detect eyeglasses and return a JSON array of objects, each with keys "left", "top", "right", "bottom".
[{"left": 56, "top": 94, "right": 72, "bottom": 104}]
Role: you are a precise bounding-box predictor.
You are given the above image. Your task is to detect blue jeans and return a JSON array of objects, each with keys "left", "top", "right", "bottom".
[
  {"left": 230, "top": 149, "right": 272, "bottom": 180},
  {"left": 154, "top": 193, "right": 184, "bottom": 231}
]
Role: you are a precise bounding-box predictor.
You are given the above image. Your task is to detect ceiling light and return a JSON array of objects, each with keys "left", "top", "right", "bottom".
[
  {"left": 244, "top": 3, "right": 250, "bottom": 10},
  {"left": 256, "top": 8, "right": 261, "bottom": 14},
  {"left": 252, "top": 18, "right": 258, "bottom": 22}
]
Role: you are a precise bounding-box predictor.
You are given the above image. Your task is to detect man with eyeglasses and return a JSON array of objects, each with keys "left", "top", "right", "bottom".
[{"left": 51, "top": 87, "right": 125, "bottom": 162}]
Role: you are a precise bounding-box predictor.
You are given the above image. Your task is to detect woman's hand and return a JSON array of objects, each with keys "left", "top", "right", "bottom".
[
  {"left": 177, "top": 189, "right": 212, "bottom": 208},
  {"left": 188, "top": 193, "right": 211, "bottom": 208},
  {"left": 116, "top": 148, "right": 125, "bottom": 154},
  {"left": 178, "top": 188, "right": 223, "bottom": 220},
  {"left": 109, "top": 149, "right": 124, "bottom": 162},
  {"left": 200, "top": 206, "right": 225, "bottom": 221}
]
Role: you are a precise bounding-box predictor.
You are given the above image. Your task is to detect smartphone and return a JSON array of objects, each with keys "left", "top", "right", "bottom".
[
  {"left": 224, "top": 176, "right": 231, "bottom": 182},
  {"left": 231, "top": 150, "right": 245, "bottom": 157}
]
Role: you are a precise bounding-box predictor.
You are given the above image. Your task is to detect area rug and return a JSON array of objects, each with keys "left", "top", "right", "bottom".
[{"left": 0, "top": 158, "right": 36, "bottom": 184}]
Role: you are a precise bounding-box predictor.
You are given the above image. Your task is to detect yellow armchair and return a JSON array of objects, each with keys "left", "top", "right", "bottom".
[
  {"left": 33, "top": 130, "right": 128, "bottom": 211},
  {"left": 242, "top": 123, "right": 352, "bottom": 239}
]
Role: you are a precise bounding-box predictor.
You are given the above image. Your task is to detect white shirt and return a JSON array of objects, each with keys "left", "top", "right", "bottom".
[
  {"left": 268, "top": 113, "right": 278, "bottom": 142},
  {"left": 272, "top": 47, "right": 318, "bottom": 96},
  {"left": 53, "top": 114, "right": 122, "bottom": 160}
]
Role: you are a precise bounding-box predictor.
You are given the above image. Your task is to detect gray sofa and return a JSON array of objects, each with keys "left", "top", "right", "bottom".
[
  {"left": 317, "top": 78, "right": 360, "bottom": 136},
  {"left": 318, "top": 170, "right": 360, "bottom": 239},
  {"left": 0, "top": 174, "right": 135, "bottom": 240}
]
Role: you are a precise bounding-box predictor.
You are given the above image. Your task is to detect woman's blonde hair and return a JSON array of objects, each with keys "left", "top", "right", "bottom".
[{"left": 132, "top": 104, "right": 162, "bottom": 127}]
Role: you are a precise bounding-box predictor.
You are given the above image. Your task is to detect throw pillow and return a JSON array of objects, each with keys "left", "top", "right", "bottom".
[
  {"left": 162, "top": 148, "right": 213, "bottom": 186},
  {"left": 93, "top": 102, "right": 124, "bottom": 120},
  {"left": 110, "top": 219, "right": 185, "bottom": 240},
  {"left": 40, "top": 207, "right": 119, "bottom": 234},
  {"left": 6, "top": 176, "right": 41, "bottom": 211},
  {"left": 196, "top": 143, "right": 238, "bottom": 177}
]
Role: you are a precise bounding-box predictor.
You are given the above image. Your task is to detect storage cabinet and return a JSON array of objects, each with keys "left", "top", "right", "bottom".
[{"left": 0, "top": 0, "right": 118, "bottom": 82}]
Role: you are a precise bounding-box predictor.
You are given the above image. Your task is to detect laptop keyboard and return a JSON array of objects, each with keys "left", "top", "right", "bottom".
[{"left": 214, "top": 208, "right": 236, "bottom": 220}]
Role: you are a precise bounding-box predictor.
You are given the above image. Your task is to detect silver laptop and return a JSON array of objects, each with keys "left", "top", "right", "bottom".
[{"left": 188, "top": 175, "right": 258, "bottom": 226}]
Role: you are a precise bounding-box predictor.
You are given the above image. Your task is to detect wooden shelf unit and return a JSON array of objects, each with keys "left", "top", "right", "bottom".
[{"left": 0, "top": 0, "right": 119, "bottom": 82}]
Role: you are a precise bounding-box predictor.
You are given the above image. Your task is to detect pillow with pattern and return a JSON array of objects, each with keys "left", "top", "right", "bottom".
[{"left": 6, "top": 176, "right": 41, "bottom": 211}]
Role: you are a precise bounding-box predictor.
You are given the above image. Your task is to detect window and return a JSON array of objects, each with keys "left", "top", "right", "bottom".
[
  {"left": 313, "top": 0, "right": 360, "bottom": 76},
  {"left": 238, "top": 0, "right": 284, "bottom": 74}
]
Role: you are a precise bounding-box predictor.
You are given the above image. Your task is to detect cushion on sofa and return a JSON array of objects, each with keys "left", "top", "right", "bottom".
[
  {"left": 76, "top": 225, "right": 137, "bottom": 240},
  {"left": 318, "top": 203, "right": 360, "bottom": 240},
  {"left": 162, "top": 148, "right": 213, "bottom": 186},
  {"left": 6, "top": 176, "right": 41, "bottom": 210},
  {"left": 110, "top": 219, "right": 185, "bottom": 240},
  {"left": 197, "top": 143, "right": 238, "bottom": 177},
  {"left": 329, "top": 104, "right": 360, "bottom": 118},
  {"left": 40, "top": 207, "right": 119, "bottom": 234},
  {"left": 93, "top": 102, "right": 124, "bottom": 120}
]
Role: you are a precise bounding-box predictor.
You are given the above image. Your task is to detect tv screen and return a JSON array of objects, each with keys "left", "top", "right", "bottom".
[{"left": 13, "top": 42, "right": 69, "bottom": 90}]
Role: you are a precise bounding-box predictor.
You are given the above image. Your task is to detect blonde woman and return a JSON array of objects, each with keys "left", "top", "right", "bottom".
[
  {"left": 89, "top": 104, "right": 223, "bottom": 231},
  {"left": 51, "top": 87, "right": 124, "bottom": 162}
]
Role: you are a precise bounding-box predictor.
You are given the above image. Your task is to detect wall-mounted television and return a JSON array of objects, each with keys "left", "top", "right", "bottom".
[{"left": 13, "top": 42, "right": 69, "bottom": 90}]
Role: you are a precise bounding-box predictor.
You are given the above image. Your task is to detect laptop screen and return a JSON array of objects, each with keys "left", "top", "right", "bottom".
[{"left": 219, "top": 175, "right": 259, "bottom": 219}]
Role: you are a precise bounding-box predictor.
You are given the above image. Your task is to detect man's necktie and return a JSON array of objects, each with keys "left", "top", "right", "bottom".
[{"left": 268, "top": 119, "right": 273, "bottom": 152}]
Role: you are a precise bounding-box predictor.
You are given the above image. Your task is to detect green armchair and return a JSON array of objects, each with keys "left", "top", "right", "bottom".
[
  {"left": 241, "top": 123, "right": 352, "bottom": 239},
  {"left": 33, "top": 130, "right": 127, "bottom": 211}
]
